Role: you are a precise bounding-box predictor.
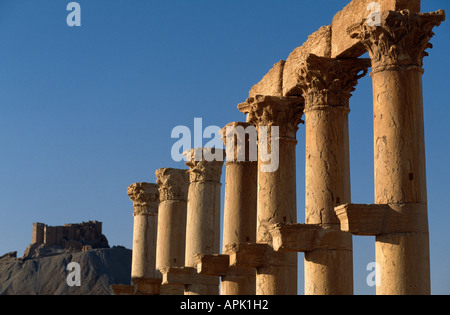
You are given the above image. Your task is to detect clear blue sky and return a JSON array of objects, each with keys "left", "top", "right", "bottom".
[{"left": 0, "top": 0, "right": 448, "bottom": 295}]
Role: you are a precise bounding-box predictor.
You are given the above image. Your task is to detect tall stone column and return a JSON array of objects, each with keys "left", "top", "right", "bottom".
[
  {"left": 297, "top": 54, "right": 370, "bottom": 295},
  {"left": 238, "top": 95, "right": 304, "bottom": 295},
  {"left": 349, "top": 9, "right": 445, "bottom": 295},
  {"left": 155, "top": 168, "right": 190, "bottom": 295},
  {"left": 183, "top": 147, "right": 225, "bottom": 295},
  {"left": 220, "top": 122, "right": 258, "bottom": 295},
  {"left": 128, "top": 183, "right": 160, "bottom": 281}
]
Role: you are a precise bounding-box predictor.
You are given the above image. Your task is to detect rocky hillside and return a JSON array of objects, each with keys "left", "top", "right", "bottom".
[{"left": 0, "top": 246, "right": 132, "bottom": 295}]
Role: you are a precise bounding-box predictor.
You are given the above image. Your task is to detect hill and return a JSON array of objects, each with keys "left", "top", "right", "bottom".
[{"left": 0, "top": 246, "right": 132, "bottom": 295}]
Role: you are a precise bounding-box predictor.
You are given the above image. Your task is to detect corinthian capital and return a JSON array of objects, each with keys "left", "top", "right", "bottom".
[
  {"left": 184, "top": 148, "right": 225, "bottom": 183},
  {"left": 127, "top": 183, "right": 160, "bottom": 216},
  {"left": 297, "top": 54, "right": 371, "bottom": 109},
  {"left": 155, "top": 168, "right": 190, "bottom": 202},
  {"left": 348, "top": 9, "right": 445, "bottom": 72},
  {"left": 237, "top": 95, "right": 304, "bottom": 139}
]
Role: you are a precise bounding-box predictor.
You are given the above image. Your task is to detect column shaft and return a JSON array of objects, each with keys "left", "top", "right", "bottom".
[
  {"left": 156, "top": 168, "right": 190, "bottom": 295},
  {"left": 132, "top": 215, "right": 158, "bottom": 279},
  {"left": 185, "top": 181, "right": 221, "bottom": 266},
  {"left": 184, "top": 148, "right": 224, "bottom": 295},
  {"left": 298, "top": 55, "right": 370, "bottom": 295},
  {"left": 304, "top": 106, "right": 353, "bottom": 295},
  {"left": 222, "top": 163, "right": 257, "bottom": 247},
  {"left": 128, "top": 183, "right": 160, "bottom": 281},
  {"left": 372, "top": 68, "right": 430, "bottom": 294},
  {"left": 157, "top": 201, "right": 188, "bottom": 268},
  {"left": 221, "top": 122, "right": 258, "bottom": 295},
  {"left": 348, "top": 9, "right": 445, "bottom": 295},
  {"left": 239, "top": 95, "right": 304, "bottom": 295},
  {"left": 257, "top": 136, "right": 297, "bottom": 295}
]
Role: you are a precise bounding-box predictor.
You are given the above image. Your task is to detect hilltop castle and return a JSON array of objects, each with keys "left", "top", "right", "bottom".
[{"left": 29, "top": 221, "right": 109, "bottom": 253}]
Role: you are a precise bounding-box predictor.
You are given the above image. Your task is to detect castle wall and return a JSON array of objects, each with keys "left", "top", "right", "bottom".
[
  {"left": 31, "top": 221, "right": 105, "bottom": 248},
  {"left": 32, "top": 223, "right": 45, "bottom": 244}
]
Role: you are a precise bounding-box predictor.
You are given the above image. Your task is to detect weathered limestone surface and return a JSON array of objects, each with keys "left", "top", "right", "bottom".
[
  {"left": 270, "top": 224, "right": 352, "bottom": 252},
  {"left": 110, "top": 183, "right": 162, "bottom": 296},
  {"left": 335, "top": 203, "right": 429, "bottom": 236},
  {"left": 155, "top": 168, "right": 189, "bottom": 271},
  {"left": 183, "top": 148, "right": 225, "bottom": 295},
  {"left": 222, "top": 159, "right": 257, "bottom": 245},
  {"left": 155, "top": 168, "right": 190, "bottom": 295},
  {"left": 120, "top": 0, "right": 446, "bottom": 297},
  {"left": 249, "top": 61, "right": 285, "bottom": 98},
  {"left": 196, "top": 254, "right": 230, "bottom": 276},
  {"left": 221, "top": 122, "right": 258, "bottom": 249},
  {"left": 346, "top": 8, "right": 445, "bottom": 295},
  {"left": 238, "top": 95, "right": 304, "bottom": 295},
  {"left": 225, "top": 243, "right": 268, "bottom": 269},
  {"left": 249, "top": 25, "right": 332, "bottom": 98},
  {"left": 220, "top": 122, "right": 258, "bottom": 295},
  {"left": 294, "top": 54, "right": 370, "bottom": 295},
  {"left": 128, "top": 183, "right": 160, "bottom": 282},
  {"left": 251, "top": 0, "right": 423, "bottom": 98},
  {"left": 331, "top": 0, "right": 421, "bottom": 58},
  {"left": 283, "top": 26, "right": 332, "bottom": 96},
  {"left": 160, "top": 267, "right": 219, "bottom": 288}
]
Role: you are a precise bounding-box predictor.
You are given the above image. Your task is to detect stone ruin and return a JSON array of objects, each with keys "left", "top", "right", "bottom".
[
  {"left": 111, "top": 0, "right": 445, "bottom": 295},
  {"left": 22, "top": 221, "right": 109, "bottom": 259}
]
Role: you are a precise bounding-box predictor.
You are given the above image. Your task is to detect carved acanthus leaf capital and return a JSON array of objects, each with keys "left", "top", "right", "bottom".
[
  {"left": 237, "top": 95, "right": 305, "bottom": 139},
  {"left": 296, "top": 54, "right": 371, "bottom": 109},
  {"left": 184, "top": 148, "right": 225, "bottom": 183},
  {"left": 155, "top": 168, "right": 190, "bottom": 202},
  {"left": 348, "top": 9, "right": 445, "bottom": 72},
  {"left": 127, "top": 183, "right": 159, "bottom": 216}
]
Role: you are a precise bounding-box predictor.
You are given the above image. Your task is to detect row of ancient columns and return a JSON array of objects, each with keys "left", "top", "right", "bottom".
[
  {"left": 234, "top": 57, "right": 370, "bottom": 295},
  {"left": 111, "top": 9, "right": 444, "bottom": 295}
]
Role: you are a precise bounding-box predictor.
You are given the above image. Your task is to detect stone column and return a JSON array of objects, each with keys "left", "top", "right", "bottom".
[
  {"left": 238, "top": 95, "right": 304, "bottom": 295},
  {"left": 128, "top": 183, "right": 160, "bottom": 281},
  {"left": 155, "top": 168, "right": 190, "bottom": 295},
  {"left": 297, "top": 54, "right": 370, "bottom": 295},
  {"left": 183, "top": 147, "right": 225, "bottom": 295},
  {"left": 220, "top": 122, "right": 258, "bottom": 295},
  {"left": 349, "top": 9, "right": 445, "bottom": 295}
]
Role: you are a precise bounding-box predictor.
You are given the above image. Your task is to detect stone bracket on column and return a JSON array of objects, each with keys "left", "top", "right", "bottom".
[
  {"left": 160, "top": 267, "right": 195, "bottom": 285},
  {"left": 160, "top": 267, "right": 220, "bottom": 287},
  {"left": 195, "top": 254, "right": 230, "bottom": 276},
  {"left": 225, "top": 243, "right": 270, "bottom": 269},
  {"left": 111, "top": 278, "right": 162, "bottom": 295},
  {"left": 132, "top": 278, "right": 162, "bottom": 295},
  {"left": 270, "top": 223, "right": 352, "bottom": 252},
  {"left": 194, "top": 245, "right": 269, "bottom": 278},
  {"left": 334, "top": 203, "right": 429, "bottom": 236},
  {"left": 110, "top": 284, "right": 137, "bottom": 295}
]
